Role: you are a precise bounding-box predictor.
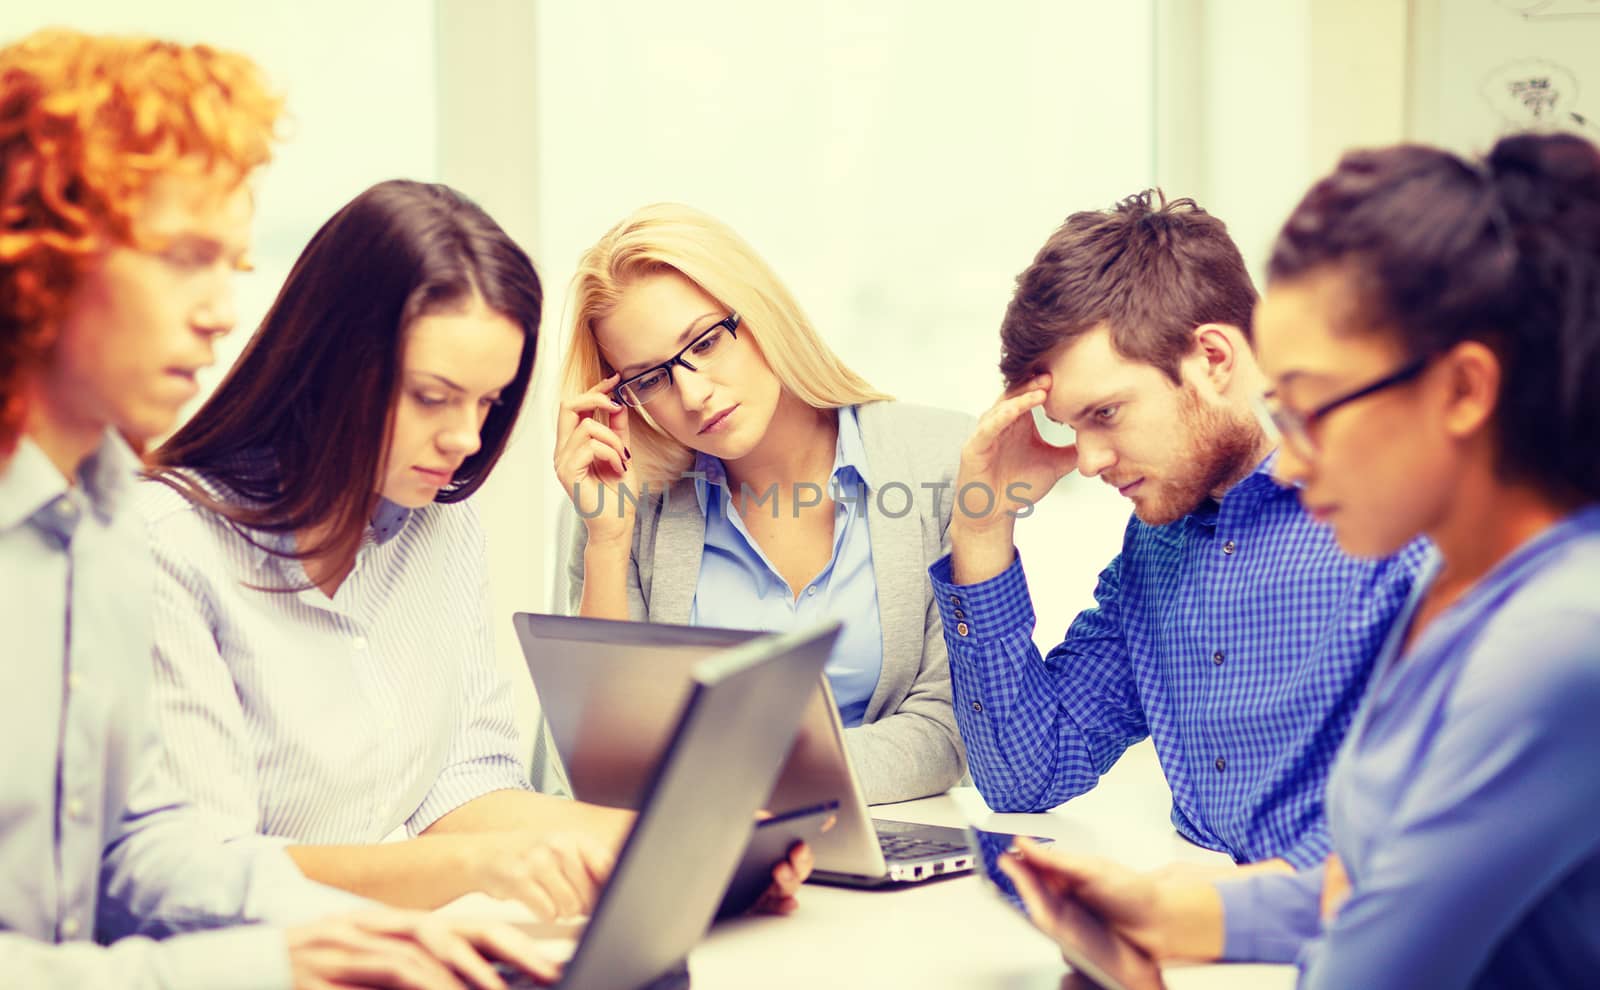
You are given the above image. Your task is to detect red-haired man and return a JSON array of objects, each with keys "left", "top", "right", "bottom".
[{"left": 0, "top": 29, "right": 554, "bottom": 988}]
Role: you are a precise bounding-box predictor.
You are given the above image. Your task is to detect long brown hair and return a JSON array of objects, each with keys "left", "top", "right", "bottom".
[{"left": 147, "top": 179, "right": 541, "bottom": 570}]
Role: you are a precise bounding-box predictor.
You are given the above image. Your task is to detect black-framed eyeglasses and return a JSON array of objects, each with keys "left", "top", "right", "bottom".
[
  {"left": 610, "top": 313, "right": 741, "bottom": 408},
  {"left": 1254, "top": 354, "right": 1432, "bottom": 456}
]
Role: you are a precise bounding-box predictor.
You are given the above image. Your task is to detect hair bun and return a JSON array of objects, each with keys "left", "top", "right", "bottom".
[{"left": 1486, "top": 132, "right": 1600, "bottom": 236}]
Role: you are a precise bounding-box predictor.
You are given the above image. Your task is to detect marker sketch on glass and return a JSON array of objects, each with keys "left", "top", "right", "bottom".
[{"left": 1480, "top": 58, "right": 1582, "bottom": 128}]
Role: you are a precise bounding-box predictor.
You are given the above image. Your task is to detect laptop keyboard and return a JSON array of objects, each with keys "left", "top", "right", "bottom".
[
  {"left": 879, "top": 834, "right": 967, "bottom": 859},
  {"left": 874, "top": 821, "right": 968, "bottom": 861}
]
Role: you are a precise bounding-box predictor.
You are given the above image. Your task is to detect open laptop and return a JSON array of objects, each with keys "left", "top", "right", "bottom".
[
  {"left": 515, "top": 612, "right": 973, "bottom": 888},
  {"left": 505, "top": 623, "right": 839, "bottom": 990}
]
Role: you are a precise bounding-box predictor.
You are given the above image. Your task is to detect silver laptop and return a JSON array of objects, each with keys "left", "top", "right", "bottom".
[
  {"left": 505, "top": 623, "right": 839, "bottom": 989},
  {"left": 515, "top": 612, "right": 973, "bottom": 888}
]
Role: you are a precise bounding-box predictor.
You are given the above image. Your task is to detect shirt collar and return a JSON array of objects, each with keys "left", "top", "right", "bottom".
[
  {"left": 1241, "top": 449, "right": 1283, "bottom": 491},
  {"left": 833, "top": 405, "right": 872, "bottom": 488},
  {"left": 693, "top": 405, "right": 870, "bottom": 514},
  {"left": 692, "top": 450, "right": 728, "bottom": 512},
  {"left": 1183, "top": 449, "right": 1286, "bottom": 531},
  {"left": 227, "top": 484, "right": 413, "bottom": 571},
  {"left": 370, "top": 498, "right": 413, "bottom": 543},
  {"left": 79, "top": 432, "right": 140, "bottom": 525},
  {"left": 257, "top": 498, "right": 414, "bottom": 562},
  {"left": 0, "top": 430, "right": 139, "bottom": 535}
]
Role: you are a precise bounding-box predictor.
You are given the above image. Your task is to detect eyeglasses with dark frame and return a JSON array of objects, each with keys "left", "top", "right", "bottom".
[
  {"left": 1254, "top": 354, "right": 1433, "bottom": 456},
  {"left": 610, "top": 313, "right": 741, "bottom": 408}
]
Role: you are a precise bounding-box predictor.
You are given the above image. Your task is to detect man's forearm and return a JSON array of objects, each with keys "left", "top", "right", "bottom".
[{"left": 949, "top": 520, "right": 1018, "bottom": 586}]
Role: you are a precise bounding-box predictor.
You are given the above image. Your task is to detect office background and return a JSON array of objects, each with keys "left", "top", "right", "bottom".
[{"left": 9, "top": 0, "right": 1594, "bottom": 747}]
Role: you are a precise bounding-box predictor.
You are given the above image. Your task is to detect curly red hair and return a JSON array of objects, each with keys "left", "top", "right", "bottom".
[{"left": 0, "top": 29, "right": 282, "bottom": 457}]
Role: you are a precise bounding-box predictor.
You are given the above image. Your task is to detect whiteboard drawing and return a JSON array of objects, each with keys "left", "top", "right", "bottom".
[
  {"left": 1480, "top": 58, "right": 1582, "bottom": 125},
  {"left": 1426, "top": 0, "right": 1600, "bottom": 152},
  {"left": 1495, "top": 0, "right": 1600, "bottom": 19}
]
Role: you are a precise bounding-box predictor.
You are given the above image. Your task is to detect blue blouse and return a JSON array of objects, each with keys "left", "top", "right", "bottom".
[
  {"left": 1218, "top": 505, "right": 1600, "bottom": 988},
  {"left": 689, "top": 405, "right": 884, "bottom": 726}
]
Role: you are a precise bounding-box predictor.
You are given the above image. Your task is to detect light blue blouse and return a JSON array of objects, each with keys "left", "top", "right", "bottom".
[
  {"left": 689, "top": 405, "right": 885, "bottom": 727},
  {"left": 1217, "top": 505, "right": 1600, "bottom": 988},
  {"left": 1, "top": 433, "right": 360, "bottom": 988}
]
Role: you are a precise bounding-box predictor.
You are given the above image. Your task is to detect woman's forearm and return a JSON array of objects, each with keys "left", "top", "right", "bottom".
[
  {"left": 285, "top": 792, "right": 633, "bottom": 909},
  {"left": 576, "top": 538, "right": 633, "bottom": 620},
  {"left": 424, "top": 788, "right": 635, "bottom": 846},
  {"left": 1158, "top": 877, "right": 1228, "bottom": 961},
  {"left": 286, "top": 836, "right": 478, "bottom": 909}
]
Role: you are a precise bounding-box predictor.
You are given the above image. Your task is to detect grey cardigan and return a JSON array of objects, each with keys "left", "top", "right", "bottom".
[{"left": 565, "top": 400, "right": 973, "bottom": 804}]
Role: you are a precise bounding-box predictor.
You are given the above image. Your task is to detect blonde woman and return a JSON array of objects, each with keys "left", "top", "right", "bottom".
[{"left": 555, "top": 203, "right": 968, "bottom": 804}]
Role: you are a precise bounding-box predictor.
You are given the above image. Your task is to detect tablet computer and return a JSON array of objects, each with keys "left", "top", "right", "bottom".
[{"left": 966, "top": 827, "right": 1166, "bottom": 990}]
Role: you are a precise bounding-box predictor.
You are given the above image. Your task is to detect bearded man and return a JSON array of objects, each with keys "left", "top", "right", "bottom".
[{"left": 933, "top": 191, "right": 1428, "bottom": 872}]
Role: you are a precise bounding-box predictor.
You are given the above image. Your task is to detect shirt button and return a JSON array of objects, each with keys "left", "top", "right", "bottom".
[
  {"left": 949, "top": 594, "right": 961, "bottom": 605},
  {"left": 1212, "top": 651, "right": 1225, "bottom": 665},
  {"left": 352, "top": 636, "right": 369, "bottom": 650},
  {"left": 57, "top": 500, "right": 80, "bottom": 522},
  {"left": 956, "top": 622, "right": 970, "bottom": 637},
  {"left": 66, "top": 797, "right": 85, "bottom": 819},
  {"left": 953, "top": 608, "right": 966, "bottom": 619},
  {"left": 806, "top": 586, "right": 818, "bottom": 597},
  {"left": 1222, "top": 540, "right": 1237, "bottom": 555},
  {"left": 61, "top": 916, "right": 80, "bottom": 938},
  {"left": 67, "top": 672, "right": 85, "bottom": 691},
  {"left": 1215, "top": 757, "right": 1227, "bottom": 772}
]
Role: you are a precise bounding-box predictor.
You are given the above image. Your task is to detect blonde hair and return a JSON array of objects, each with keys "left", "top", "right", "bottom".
[{"left": 561, "top": 202, "right": 889, "bottom": 486}]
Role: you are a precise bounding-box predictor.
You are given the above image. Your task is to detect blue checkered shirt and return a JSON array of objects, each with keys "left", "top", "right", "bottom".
[{"left": 929, "top": 459, "right": 1430, "bottom": 867}]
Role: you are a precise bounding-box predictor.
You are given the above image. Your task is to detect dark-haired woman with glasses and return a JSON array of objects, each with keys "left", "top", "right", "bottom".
[
  {"left": 997, "top": 132, "right": 1600, "bottom": 989},
  {"left": 135, "top": 181, "right": 806, "bottom": 920},
  {"left": 555, "top": 202, "right": 970, "bottom": 804}
]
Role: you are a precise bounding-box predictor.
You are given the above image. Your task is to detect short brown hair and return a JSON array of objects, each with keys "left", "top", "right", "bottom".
[{"left": 999, "top": 190, "right": 1257, "bottom": 388}]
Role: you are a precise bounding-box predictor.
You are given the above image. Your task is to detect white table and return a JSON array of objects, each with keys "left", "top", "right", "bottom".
[
  {"left": 467, "top": 742, "right": 1299, "bottom": 989},
  {"left": 686, "top": 782, "right": 1296, "bottom": 989}
]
